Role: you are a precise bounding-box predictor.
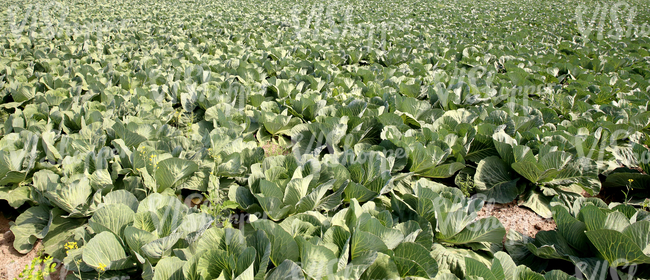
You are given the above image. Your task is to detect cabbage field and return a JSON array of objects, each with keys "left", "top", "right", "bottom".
[{"left": 2, "top": 0, "right": 650, "bottom": 279}]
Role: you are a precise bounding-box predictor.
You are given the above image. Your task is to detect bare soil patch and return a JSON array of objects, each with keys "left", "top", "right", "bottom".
[
  {"left": 0, "top": 212, "right": 69, "bottom": 280},
  {"left": 477, "top": 202, "right": 557, "bottom": 238},
  {"left": 0, "top": 212, "right": 43, "bottom": 280}
]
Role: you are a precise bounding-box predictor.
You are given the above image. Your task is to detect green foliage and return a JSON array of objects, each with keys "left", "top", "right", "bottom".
[
  {"left": 455, "top": 170, "right": 476, "bottom": 197},
  {"left": 2, "top": 0, "right": 650, "bottom": 279},
  {"left": 14, "top": 253, "right": 57, "bottom": 280},
  {"left": 200, "top": 189, "right": 239, "bottom": 228},
  {"left": 509, "top": 199, "right": 650, "bottom": 279}
]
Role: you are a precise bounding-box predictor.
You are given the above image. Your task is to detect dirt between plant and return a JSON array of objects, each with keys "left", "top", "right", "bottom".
[
  {"left": 0, "top": 212, "right": 42, "bottom": 280},
  {"left": 0, "top": 213, "right": 67, "bottom": 280},
  {"left": 477, "top": 201, "right": 557, "bottom": 239}
]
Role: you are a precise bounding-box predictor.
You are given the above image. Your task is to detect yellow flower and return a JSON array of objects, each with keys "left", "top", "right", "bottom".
[
  {"left": 64, "top": 242, "right": 78, "bottom": 250},
  {"left": 98, "top": 263, "right": 107, "bottom": 272},
  {"left": 64, "top": 241, "right": 78, "bottom": 255},
  {"left": 629, "top": 179, "right": 634, "bottom": 183}
]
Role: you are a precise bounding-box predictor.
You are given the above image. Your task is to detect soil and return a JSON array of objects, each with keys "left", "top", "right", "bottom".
[
  {"left": 261, "top": 141, "right": 291, "bottom": 157},
  {"left": 0, "top": 213, "right": 67, "bottom": 280},
  {"left": 477, "top": 201, "right": 557, "bottom": 239},
  {"left": 0, "top": 212, "right": 43, "bottom": 280}
]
